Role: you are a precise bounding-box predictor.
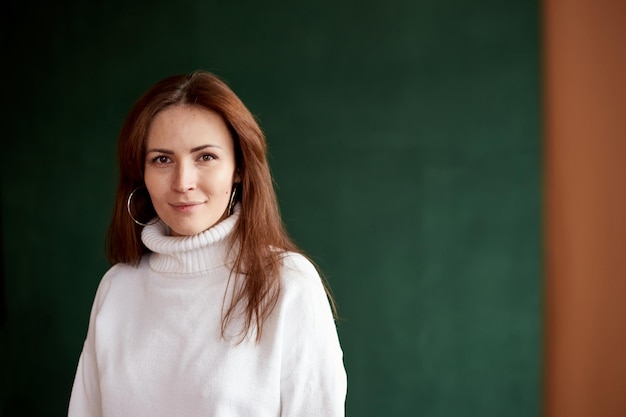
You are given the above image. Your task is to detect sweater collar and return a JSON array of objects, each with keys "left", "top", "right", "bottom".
[{"left": 141, "top": 206, "right": 239, "bottom": 275}]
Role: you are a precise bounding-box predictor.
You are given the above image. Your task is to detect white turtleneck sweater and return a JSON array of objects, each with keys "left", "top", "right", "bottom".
[{"left": 68, "top": 210, "right": 346, "bottom": 417}]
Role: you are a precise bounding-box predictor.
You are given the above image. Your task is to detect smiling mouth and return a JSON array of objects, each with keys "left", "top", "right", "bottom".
[{"left": 170, "top": 202, "right": 204, "bottom": 212}]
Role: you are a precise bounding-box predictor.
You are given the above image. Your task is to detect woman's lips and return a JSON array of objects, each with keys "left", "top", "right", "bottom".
[{"left": 170, "top": 202, "right": 203, "bottom": 212}]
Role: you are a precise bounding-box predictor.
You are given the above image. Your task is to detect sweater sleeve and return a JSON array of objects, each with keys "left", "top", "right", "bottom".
[
  {"left": 279, "top": 254, "right": 347, "bottom": 417},
  {"left": 67, "top": 267, "right": 115, "bottom": 417}
]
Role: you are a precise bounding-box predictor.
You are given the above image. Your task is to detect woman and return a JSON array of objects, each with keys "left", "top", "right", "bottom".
[{"left": 68, "top": 71, "right": 347, "bottom": 417}]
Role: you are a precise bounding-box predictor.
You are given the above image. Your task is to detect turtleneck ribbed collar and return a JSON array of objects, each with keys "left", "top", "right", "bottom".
[{"left": 141, "top": 206, "right": 240, "bottom": 275}]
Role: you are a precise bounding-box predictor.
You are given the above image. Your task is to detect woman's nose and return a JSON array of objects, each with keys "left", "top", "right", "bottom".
[{"left": 172, "top": 162, "right": 197, "bottom": 192}]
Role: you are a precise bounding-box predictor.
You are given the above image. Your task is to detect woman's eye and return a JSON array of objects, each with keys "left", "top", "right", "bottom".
[
  {"left": 152, "top": 155, "right": 171, "bottom": 164},
  {"left": 199, "top": 154, "right": 215, "bottom": 162}
]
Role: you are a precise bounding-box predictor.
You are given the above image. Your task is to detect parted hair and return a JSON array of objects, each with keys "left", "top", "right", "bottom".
[{"left": 105, "top": 71, "right": 327, "bottom": 341}]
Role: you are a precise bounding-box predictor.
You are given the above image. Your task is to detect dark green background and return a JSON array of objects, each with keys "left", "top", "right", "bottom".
[{"left": 1, "top": 0, "right": 540, "bottom": 415}]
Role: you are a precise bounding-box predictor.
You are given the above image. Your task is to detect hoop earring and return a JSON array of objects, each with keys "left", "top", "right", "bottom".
[
  {"left": 228, "top": 184, "right": 238, "bottom": 216},
  {"left": 127, "top": 187, "right": 158, "bottom": 227}
]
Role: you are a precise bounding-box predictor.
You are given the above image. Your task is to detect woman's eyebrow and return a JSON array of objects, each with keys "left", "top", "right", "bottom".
[
  {"left": 146, "top": 144, "right": 222, "bottom": 154},
  {"left": 146, "top": 148, "right": 174, "bottom": 154},
  {"left": 190, "top": 144, "right": 222, "bottom": 152}
]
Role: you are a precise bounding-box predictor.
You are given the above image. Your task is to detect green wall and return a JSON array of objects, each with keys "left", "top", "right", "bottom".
[{"left": 1, "top": 0, "right": 541, "bottom": 415}]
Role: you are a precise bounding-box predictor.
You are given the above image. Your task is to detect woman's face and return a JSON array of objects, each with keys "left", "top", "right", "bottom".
[{"left": 144, "top": 105, "right": 239, "bottom": 236}]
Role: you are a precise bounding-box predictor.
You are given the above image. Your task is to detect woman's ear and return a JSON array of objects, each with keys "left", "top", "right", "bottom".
[{"left": 233, "top": 168, "right": 241, "bottom": 183}]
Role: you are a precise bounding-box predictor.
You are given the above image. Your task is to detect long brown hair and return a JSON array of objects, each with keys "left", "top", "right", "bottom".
[{"left": 105, "top": 71, "right": 331, "bottom": 341}]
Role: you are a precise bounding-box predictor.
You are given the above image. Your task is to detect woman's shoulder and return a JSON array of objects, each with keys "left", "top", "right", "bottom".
[
  {"left": 279, "top": 251, "right": 319, "bottom": 278},
  {"left": 101, "top": 257, "right": 148, "bottom": 283},
  {"left": 89, "top": 257, "right": 149, "bottom": 309},
  {"left": 94, "top": 257, "right": 149, "bottom": 298},
  {"left": 278, "top": 252, "right": 328, "bottom": 299},
  {"left": 276, "top": 252, "right": 337, "bottom": 335}
]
